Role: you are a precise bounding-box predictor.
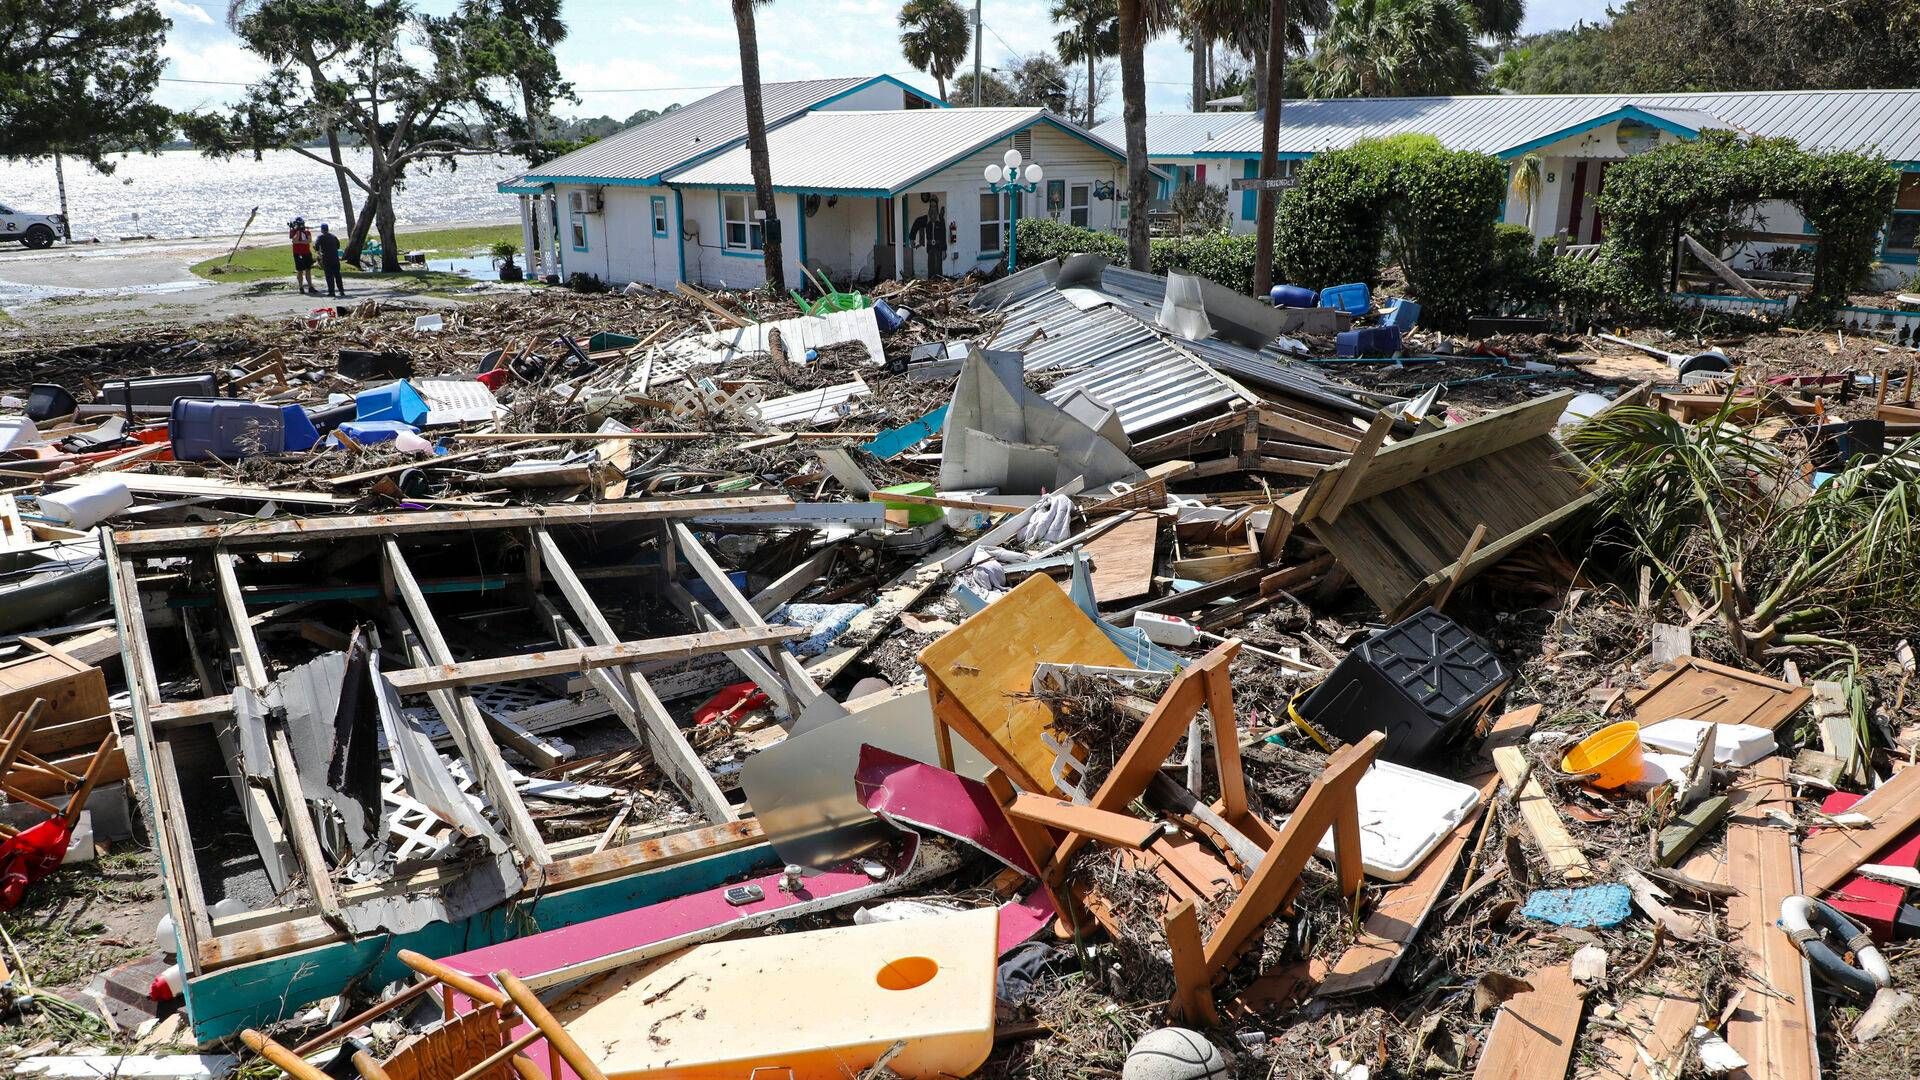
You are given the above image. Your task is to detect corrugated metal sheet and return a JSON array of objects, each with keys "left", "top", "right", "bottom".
[
  {"left": 668, "top": 108, "right": 1124, "bottom": 192},
  {"left": 523, "top": 77, "right": 874, "bottom": 184},
  {"left": 1091, "top": 112, "right": 1253, "bottom": 158},
  {"left": 1182, "top": 90, "right": 1920, "bottom": 161}
]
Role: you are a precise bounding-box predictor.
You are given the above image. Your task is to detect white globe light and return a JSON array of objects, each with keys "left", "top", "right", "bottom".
[
  {"left": 984, "top": 164, "right": 1002, "bottom": 183},
  {"left": 1003, "top": 148, "right": 1023, "bottom": 170},
  {"left": 1025, "top": 163, "right": 1044, "bottom": 183}
]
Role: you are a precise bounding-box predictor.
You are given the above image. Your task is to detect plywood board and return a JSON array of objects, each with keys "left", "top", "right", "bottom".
[
  {"left": 1490, "top": 706, "right": 1591, "bottom": 881},
  {"left": 1080, "top": 514, "right": 1159, "bottom": 605},
  {"left": 0, "top": 652, "right": 110, "bottom": 744},
  {"left": 1801, "top": 764, "right": 1920, "bottom": 896},
  {"left": 1301, "top": 392, "right": 1575, "bottom": 512},
  {"left": 1626, "top": 657, "right": 1811, "bottom": 732},
  {"left": 1724, "top": 756, "right": 1819, "bottom": 1080},
  {"left": 919, "top": 575, "right": 1132, "bottom": 795},
  {"left": 1472, "top": 963, "right": 1586, "bottom": 1080}
]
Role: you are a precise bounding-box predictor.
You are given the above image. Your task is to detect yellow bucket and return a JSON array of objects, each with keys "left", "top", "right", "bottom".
[{"left": 1561, "top": 721, "right": 1645, "bottom": 789}]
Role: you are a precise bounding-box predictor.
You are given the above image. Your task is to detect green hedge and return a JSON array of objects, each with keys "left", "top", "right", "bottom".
[
  {"left": 1012, "top": 218, "right": 1270, "bottom": 295},
  {"left": 1594, "top": 131, "right": 1898, "bottom": 319},
  {"left": 1273, "top": 134, "right": 1506, "bottom": 327}
]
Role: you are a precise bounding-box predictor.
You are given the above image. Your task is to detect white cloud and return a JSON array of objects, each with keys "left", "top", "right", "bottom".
[{"left": 156, "top": 0, "right": 215, "bottom": 25}]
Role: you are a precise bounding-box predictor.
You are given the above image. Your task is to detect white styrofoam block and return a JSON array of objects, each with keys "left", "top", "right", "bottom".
[
  {"left": 1304, "top": 760, "right": 1481, "bottom": 882},
  {"left": 1640, "top": 718, "right": 1775, "bottom": 766}
]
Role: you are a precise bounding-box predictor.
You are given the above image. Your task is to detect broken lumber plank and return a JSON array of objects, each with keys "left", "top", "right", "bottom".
[
  {"left": 1724, "top": 756, "right": 1819, "bottom": 1080},
  {"left": 1682, "top": 233, "right": 1766, "bottom": 300},
  {"left": 110, "top": 495, "right": 795, "bottom": 554},
  {"left": 1801, "top": 763, "right": 1920, "bottom": 896},
  {"left": 1489, "top": 706, "right": 1590, "bottom": 881},
  {"left": 1472, "top": 963, "right": 1587, "bottom": 1080},
  {"left": 383, "top": 625, "right": 805, "bottom": 694},
  {"left": 1311, "top": 410, "right": 1393, "bottom": 524}
]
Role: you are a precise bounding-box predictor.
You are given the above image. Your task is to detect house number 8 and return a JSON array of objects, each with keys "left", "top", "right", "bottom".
[{"left": 1546, "top": 172, "right": 1556, "bottom": 183}]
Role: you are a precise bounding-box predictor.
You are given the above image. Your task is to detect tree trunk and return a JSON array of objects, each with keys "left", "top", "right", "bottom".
[
  {"left": 1119, "top": 0, "right": 1150, "bottom": 270},
  {"left": 1087, "top": 51, "right": 1096, "bottom": 125},
  {"left": 732, "top": 0, "right": 785, "bottom": 294},
  {"left": 1191, "top": 32, "right": 1207, "bottom": 110},
  {"left": 299, "top": 49, "right": 357, "bottom": 230},
  {"left": 346, "top": 193, "right": 379, "bottom": 268},
  {"left": 1252, "top": 48, "right": 1267, "bottom": 112},
  {"left": 935, "top": 73, "right": 947, "bottom": 102},
  {"left": 521, "top": 78, "right": 543, "bottom": 163},
  {"left": 1254, "top": 0, "right": 1286, "bottom": 296},
  {"left": 376, "top": 181, "right": 400, "bottom": 274}
]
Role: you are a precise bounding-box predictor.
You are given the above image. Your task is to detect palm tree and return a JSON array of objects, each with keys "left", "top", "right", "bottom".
[
  {"left": 1182, "top": 0, "right": 1327, "bottom": 110},
  {"left": 1117, "top": 0, "right": 1176, "bottom": 269},
  {"left": 1510, "top": 152, "right": 1543, "bottom": 231},
  {"left": 730, "top": 0, "right": 783, "bottom": 293},
  {"left": 1307, "top": 0, "right": 1484, "bottom": 98},
  {"left": 1052, "top": 0, "right": 1118, "bottom": 126},
  {"left": 898, "top": 0, "right": 970, "bottom": 103}
]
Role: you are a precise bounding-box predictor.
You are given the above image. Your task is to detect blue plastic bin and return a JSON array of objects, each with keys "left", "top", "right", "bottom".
[
  {"left": 280, "top": 404, "right": 322, "bottom": 452},
  {"left": 170, "top": 398, "right": 286, "bottom": 461},
  {"left": 1270, "top": 284, "right": 1317, "bottom": 309},
  {"left": 329, "top": 420, "right": 419, "bottom": 448},
  {"left": 355, "top": 380, "right": 429, "bottom": 427},
  {"left": 1318, "top": 282, "right": 1371, "bottom": 314},
  {"left": 873, "top": 298, "right": 906, "bottom": 333},
  {"left": 1382, "top": 298, "right": 1421, "bottom": 331},
  {"left": 1334, "top": 327, "right": 1404, "bottom": 358}
]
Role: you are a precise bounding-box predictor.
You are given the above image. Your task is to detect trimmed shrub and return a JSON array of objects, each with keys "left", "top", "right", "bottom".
[
  {"left": 1274, "top": 134, "right": 1506, "bottom": 327},
  {"left": 1486, "top": 223, "right": 1558, "bottom": 312},
  {"left": 1012, "top": 217, "right": 1124, "bottom": 266},
  {"left": 1594, "top": 130, "right": 1899, "bottom": 319}
]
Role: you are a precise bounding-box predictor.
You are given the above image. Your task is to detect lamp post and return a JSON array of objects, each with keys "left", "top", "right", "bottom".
[{"left": 984, "top": 149, "right": 1043, "bottom": 272}]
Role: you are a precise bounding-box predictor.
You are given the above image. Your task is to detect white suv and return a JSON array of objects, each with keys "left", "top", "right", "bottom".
[{"left": 0, "top": 204, "right": 65, "bottom": 249}]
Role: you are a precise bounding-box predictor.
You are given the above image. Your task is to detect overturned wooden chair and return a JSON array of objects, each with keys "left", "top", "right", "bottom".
[
  {"left": 242, "top": 950, "right": 607, "bottom": 1080},
  {"left": 0, "top": 698, "right": 119, "bottom": 842},
  {"left": 938, "top": 637, "right": 1381, "bottom": 1025}
]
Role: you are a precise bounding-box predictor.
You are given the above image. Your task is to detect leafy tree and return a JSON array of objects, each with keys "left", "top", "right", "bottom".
[
  {"left": 1605, "top": 0, "right": 1920, "bottom": 91},
  {"left": 1052, "top": 0, "right": 1119, "bottom": 125},
  {"left": 730, "top": 0, "right": 784, "bottom": 294},
  {"left": 953, "top": 70, "right": 1020, "bottom": 106},
  {"left": 188, "top": 0, "right": 526, "bottom": 270},
  {"left": 0, "top": 0, "right": 174, "bottom": 169},
  {"left": 958, "top": 55, "right": 1072, "bottom": 111},
  {"left": 1486, "top": 24, "right": 1617, "bottom": 93},
  {"left": 457, "top": 0, "right": 575, "bottom": 165},
  {"left": 898, "top": 0, "right": 971, "bottom": 103},
  {"left": 1307, "top": 0, "right": 1486, "bottom": 98}
]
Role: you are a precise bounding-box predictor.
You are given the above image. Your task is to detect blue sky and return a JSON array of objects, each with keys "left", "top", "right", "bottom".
[{"left": 154, "top": 0, "right": 1616, "bottom": 121}]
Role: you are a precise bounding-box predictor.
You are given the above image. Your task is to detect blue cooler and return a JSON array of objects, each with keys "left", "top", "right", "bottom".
[
  {"left": 1270, "top": 284, "right": 1317, "bottom": 308},
  {"left": 329, "top": 420, "right": 419, "bottom": 448},
  {"left": 355, "top": 380, "right": 429, "bottom": 426},
  {"left": 170, "top": 399, "right": 287, "bottom": 461},
  {"left": 280, "top": 404, "right": 323, "bottom": 452},
  {"left": 1382, "top": 298, "right": 1421, "bottom": 331}
]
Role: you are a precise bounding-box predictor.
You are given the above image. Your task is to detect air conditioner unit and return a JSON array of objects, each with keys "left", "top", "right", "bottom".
[{"left": 568, "top": 188, "right": 604, "bottom": 214}]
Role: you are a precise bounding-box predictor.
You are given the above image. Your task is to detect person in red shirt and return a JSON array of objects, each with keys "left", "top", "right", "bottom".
[{"left": 288, "top": 217, "right": 315, "bottom": 294}]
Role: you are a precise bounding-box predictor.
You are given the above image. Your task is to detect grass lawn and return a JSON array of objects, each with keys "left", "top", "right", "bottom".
[{"left": 190, "top": 222, "right": 522, "bottom": 286}]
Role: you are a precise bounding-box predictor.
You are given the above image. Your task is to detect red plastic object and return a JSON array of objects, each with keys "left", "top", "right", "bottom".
[
  {"left": 1819, "top": 791, "right": 1920, "bottom": 941},
  {"left": 0, "top": 818, "right": 74, "bottom": 911},
  {"left": 693, "top": 681, "right": 769, "bottom": 726},
  {"left": 475, "top": 367, "right": 511, "bottom": 392}
]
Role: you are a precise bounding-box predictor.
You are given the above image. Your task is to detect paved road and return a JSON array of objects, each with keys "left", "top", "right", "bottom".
[{"left": 0, "top": 228, "right": 508, "bottom": 331}]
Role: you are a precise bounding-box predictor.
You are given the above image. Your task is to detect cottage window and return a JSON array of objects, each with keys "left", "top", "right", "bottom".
[
  {"left": 570, "top": 212, "right": 588, "bottom": 252},
  {"left": 652, "top": 196, "right": 669, "bottom": 238},
  {"left": 1069, "top": 184, "right": 1091, "bottom": 228},
  {"left": 979, "top": 190, "right": 1007, "bottom": 253},
  {"left": 1887, "top": 211, "right": 1920, "bottom": 258},
  {"left": 722, "top": 192, "right": 763, "bottom": 251}
]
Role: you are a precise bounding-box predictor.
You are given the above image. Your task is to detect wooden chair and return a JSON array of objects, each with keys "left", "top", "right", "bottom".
[
  {"left": 963, "top": 641, "right": 1382, "bottom": 1024},
  {"left": 0, "top": 698, "right": 117, "bottom": 840},
  {"left": 241, "top": 950, "right": 608, "bottom": 1080}
]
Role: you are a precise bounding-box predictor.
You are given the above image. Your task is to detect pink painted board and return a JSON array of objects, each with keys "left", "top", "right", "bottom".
[
  {"left": 1820, "top": 791, "right": 1920, "bottom": 941},
  {"left": 857, "top": 744, "right": 1038, "bottom": 877}
]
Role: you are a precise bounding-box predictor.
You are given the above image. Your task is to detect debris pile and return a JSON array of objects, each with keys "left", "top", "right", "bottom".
[{"left": 0, "top": 257, "right": 1916, "bottom": 1080}]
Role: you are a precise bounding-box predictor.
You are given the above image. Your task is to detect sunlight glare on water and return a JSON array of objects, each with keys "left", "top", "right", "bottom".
[{"left": 0, "top": 149, "right": 526, "bottom": 241}]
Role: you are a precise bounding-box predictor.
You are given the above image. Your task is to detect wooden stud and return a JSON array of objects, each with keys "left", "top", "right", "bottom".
[
  {"left": 384, "top": 625, "right": 805, "bottom": 694},
  {"left": 1432, "top": 522, "right": 1488, "bottom": 611},
  {"left": 385, "top": 540, "right": 550, "bottom": 866},
  {"left": 1312, "top": 410, "right": 1394, "bottom": 524},
  {"left": 1165, "top": 899, "right": 1221, "bottom": 1027},
  {"left": 670, "top": 522, "right": 828, "bottom": 716}
]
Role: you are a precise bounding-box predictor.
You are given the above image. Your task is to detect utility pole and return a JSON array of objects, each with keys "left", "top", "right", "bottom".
[
  {"left": 973, "top": 0, "right": 983, "bottom": 106},
  {"left": 1252, "top": 0, "right": 1286, "bottom": 296}
]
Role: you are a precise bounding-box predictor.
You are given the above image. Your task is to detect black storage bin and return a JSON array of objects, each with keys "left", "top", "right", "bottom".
[
  {"left": 99, "top": 373, "right": 220, "bottom": 408},
  {"left": 1298, "top": 607, "right": 1510, "bottom": 765}
]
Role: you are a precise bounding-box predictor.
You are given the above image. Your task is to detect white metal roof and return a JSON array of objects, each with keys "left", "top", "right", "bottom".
[
  {"left": 1090, "top": 112, "right": 1254, "bottom": 158},
  {"left": 522, "top": 76, "right": 883, "bottom": 185},
  {"left": 1171, "top": 90, "right": 1920, "bottom": 163},
  {"left": 666, "top": 108, "right": 1128, "bottom": 194}
]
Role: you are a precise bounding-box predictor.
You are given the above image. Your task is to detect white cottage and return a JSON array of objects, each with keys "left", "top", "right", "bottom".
[{"left": 499, "top": 75, "right": 1139, "bottom": 291}]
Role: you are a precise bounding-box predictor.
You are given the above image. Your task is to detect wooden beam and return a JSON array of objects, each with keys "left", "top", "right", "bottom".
[
  {"left": 1006, "top": 793, "right": 1160, "bottom": 848},
  {"left": 384, "top": 540, "right": 550, "bottom": 865},
  {"left": 383, "top": 625, "right": 805, "bottom": 694},
  {"left": 1431, "top": 522, "right": 1488, "bottom": 611},
  {"left": 1725, "top": 756, "right": 1820, "bottom": 1080},
  {"left": 1490, "top": 706, "right": 1591, "bottom": 881},
  {"left": 669, "top": 522, "right": 827, "bottom": 715},
  {"left": 111, "top": 494, "right": 796, "bottom": 554},
  {"left": 215, "top": 553, "right": 341, "bottom": 920},
  {"left": 1311, "top": 410, "right": 1393, "bottom": 524},
  {"left": 532, "top": 527, "right": 735, "bottom": 823}
]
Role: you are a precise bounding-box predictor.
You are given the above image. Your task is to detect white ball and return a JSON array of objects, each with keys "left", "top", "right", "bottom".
[{"left": 1123, "top": 1028, "right": 1230, "bottom": 1080}]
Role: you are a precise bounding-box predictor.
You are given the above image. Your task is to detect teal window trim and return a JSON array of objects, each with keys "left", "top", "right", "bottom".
[
  {"left": 1240, "top": 160, "right": 1257, "bottom": 221},
  {"left": 1881, "top": 208, "right": 1919, "bottom": 264},
  {"left": 570, "top": 210, "right": 588, "bottom": 253},
  {"left": 651, "top": 196, "right": 669, "bottom": 238},
  {"left": 718, "top": 191, "right": 764, "bottom": 258},
  {"left": 673, "top": 189, "right": 687, "bottom": 281}
]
